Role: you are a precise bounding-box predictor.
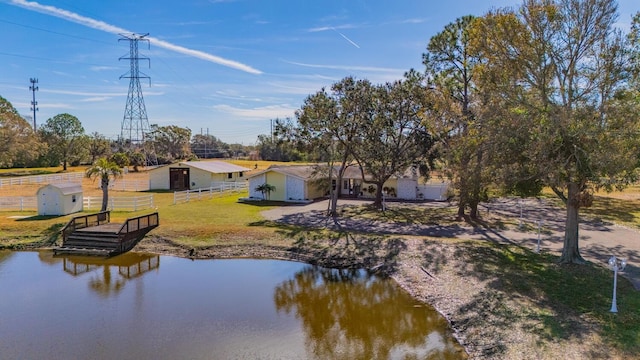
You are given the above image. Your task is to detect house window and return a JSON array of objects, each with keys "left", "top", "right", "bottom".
[
  {"left": 343, "top": 180, "right": 348, "bottom": 190},
  {"left": 72, "top": 195, "right": 77, "bottom": 203},
  {"left": 228, "top": 173, "right": 233, "bottom": 179},
  {"left": 239, "top": 172, "right": 244, "bottom": 178}
]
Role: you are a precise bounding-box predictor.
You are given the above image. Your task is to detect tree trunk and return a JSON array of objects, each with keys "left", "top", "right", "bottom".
[
  {"left": 559, "top": 182, "right": 585, "bottom": 264},
  {"left": 101, "top": 177, "right": 109, "bottom": 212},
  {"left": 329, "top": 188, "right": 339, "bottom": 217},
  {"left": 374, "top": 182, "right": 384, "bottom": 209},
  {"left": 469, "top": 202, "right": 479, "bottom": 220},
  {"left": 457, "top": 173, "right": 468, "bottom": 218}
]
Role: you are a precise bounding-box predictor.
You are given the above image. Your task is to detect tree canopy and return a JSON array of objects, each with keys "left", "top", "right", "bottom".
[
  {"left": 470, "top": 0, "right": 640, "bottom": 263},
  {"left": 0, "top": 96, "right": 44, "bottom": 168},
  {"left": 38, "top": 113, "right": 85, "bottom": 171}
]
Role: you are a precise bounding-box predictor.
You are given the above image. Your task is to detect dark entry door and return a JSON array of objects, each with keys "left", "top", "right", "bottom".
[{"left": 169, "top": 168, "right": 190, "bottom": 190}]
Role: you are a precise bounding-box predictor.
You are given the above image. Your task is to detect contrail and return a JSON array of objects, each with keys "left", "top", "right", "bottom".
[
  {"left": 8, "top": 0, "right": 262, "bottom": 74},
  {"left": 332, "top": 27, "right": 360, "bottom": 49}
]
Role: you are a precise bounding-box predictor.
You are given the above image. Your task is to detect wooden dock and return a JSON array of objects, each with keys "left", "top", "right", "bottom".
[{"left": 54, "top": 211, "right": 159, "bottom": 256}]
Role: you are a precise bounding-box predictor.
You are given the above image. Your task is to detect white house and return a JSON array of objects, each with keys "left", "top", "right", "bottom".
[
  {"left": 37, "top": 183, "right": 83, "bottom": 216},
  {"left": 148, "top": 160, "right": 251, "bottom": 190},
  {"left": 247, "top": 165, "right": 325, "bottom": 202},
  {"left": 246, "top": 164, "right": 449, "bottom": 202}
]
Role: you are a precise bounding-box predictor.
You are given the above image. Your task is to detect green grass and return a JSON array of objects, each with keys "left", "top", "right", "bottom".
[
  {"left": 446, "top": 241, "right": 640, "bottom": 353},
  {"left": 0, "top": 190, "right": 284, "bottom": 249},
  {"left": 581, "top": 195, "right": 640, "bottom": 229}
]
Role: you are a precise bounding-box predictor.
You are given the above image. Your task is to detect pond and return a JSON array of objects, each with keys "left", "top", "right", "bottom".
[{"left": 0, "top": 250, "right": 466, "bottom": 359}]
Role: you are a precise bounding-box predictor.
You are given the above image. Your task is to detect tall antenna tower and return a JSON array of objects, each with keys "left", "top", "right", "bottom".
[
  {"left": 119, "top": 33, "right": 156, "bottom": 163},
  {"left": 29, "top": 78, "right": 38, "bottom": 130}
]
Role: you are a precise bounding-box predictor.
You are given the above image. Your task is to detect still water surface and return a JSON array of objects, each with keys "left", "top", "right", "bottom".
[{"left": 0, "top": 250, "right": 465, "bottom": 359}]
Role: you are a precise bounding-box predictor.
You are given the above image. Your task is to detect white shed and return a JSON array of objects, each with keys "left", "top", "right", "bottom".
[
  {"left": 37, "top": 183, "right": 83, "bottom": 216},
  {"left": 148, "top": 160, "right": 251, "bottom": 191}
]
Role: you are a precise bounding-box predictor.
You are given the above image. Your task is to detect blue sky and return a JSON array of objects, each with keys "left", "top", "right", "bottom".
[{"left": 1, "top": 0, "right": 637, "bottom": 145}]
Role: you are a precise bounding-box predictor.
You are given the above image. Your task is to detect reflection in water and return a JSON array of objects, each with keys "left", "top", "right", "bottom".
[
  {"left": 55, "top": 252, "right": 160, "bottom": 297},
  {"left": 274, "top": 267, "right": 466, "bottom": 359},
  {"left": 63, "top": 253, "right": 160, "bottom": 298},
  {"left": 0, "top": 252, "right": 464, "bottom": 359}
]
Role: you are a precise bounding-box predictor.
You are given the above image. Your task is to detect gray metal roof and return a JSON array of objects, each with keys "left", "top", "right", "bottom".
[
  {"left": 248, "top": 164, "right": 367, "bottom": 180},
  {"left": 43, "top": 182, "right": 83, "bottom": 195},
  {"left": 178, "top": 161, "right": 251, "bottom": 174}
]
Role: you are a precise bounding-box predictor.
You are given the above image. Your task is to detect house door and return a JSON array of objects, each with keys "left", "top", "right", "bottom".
[{"left": 169, "top": 168, "right": 190, "bottom": 190}]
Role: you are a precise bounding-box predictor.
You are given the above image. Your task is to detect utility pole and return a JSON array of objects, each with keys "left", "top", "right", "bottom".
[
  {"left": 29, "top": 78, "right": 38, "bottom": 130},
  {"left": 119, "top": 33, "right": 156, "bottom": 165}
]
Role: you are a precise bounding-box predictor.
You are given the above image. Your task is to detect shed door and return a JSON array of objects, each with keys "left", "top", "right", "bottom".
[
  {"left": 170, "top": 168, "right": 190, "bottom": 190},
  {"left": 40, "top": 190, "right": 60, "bottom": 215}
]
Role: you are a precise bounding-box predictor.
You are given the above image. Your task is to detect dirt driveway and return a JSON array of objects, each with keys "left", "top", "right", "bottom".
[{"left": 261, "top": 197, "right": 640, "bottom": 289}]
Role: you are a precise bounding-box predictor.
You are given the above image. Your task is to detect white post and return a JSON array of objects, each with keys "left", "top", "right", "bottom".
[
  {"left": 519, "top": 199, "right": 523, "bottom": 229},
  {"left": 611, "top": 266, "right": 619, "bottom": 313},
  {"left": 536, "top": 220, "right": 541, "bottom": 254},
  {"left": 609, "top": 256, "right": 627, "bottom": 313}
]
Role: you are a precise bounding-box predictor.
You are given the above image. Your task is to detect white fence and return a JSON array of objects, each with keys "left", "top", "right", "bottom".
[
  {"left": 0, "top": 172, "right": 83, "bottom": 187},
  {"left": 84, "top": 195, "right": 155, "bottom": 211},
  {"left": 174, "top": 182, "right": 248, "bottom": 205},
  {"left": 0, "top": 195, "right": 155, "bottom": 212},
  {"left": 0, "top": 196, "right": 38, "bottom": 211},
  {"left": 211, "top": 181, "right": 248, "bottom": 192},
  {"left": 105, "top": 180, "right": 150, "bottom": 192}
]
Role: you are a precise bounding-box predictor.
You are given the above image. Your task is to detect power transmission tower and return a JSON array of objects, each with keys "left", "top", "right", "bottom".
[
  {"left": 29, "top": 78, "right": 38, "bottom": 130},
  {"left": 119, "top": 33, "right": 156, "bottom": 165}
]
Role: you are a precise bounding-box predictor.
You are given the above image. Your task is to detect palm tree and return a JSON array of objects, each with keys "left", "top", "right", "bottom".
[
  {"left": 255, "top": 183, "right": 276, "bottom": 200},
  {"left": 86, "top": 157, "right": 122, "bottom": 211}
]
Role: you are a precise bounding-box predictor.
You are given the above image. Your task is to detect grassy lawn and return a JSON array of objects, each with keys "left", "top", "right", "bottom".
[
  {"left": 455, "top": 241, "right": 640, "bottom": 353},
  {"left": 1, "top": 167, "right": 640, "bottom": 356}
]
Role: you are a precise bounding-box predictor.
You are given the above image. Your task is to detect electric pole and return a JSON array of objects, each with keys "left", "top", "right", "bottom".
[
  {"left": 29, "top": 78, "right": 38, "bottom": 130},
  {"left": 119, "top": 33, "right": 156, "bottom": 165}
]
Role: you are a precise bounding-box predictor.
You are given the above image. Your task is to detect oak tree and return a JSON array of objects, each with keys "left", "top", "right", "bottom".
[{"left": 471, "top": 0, "right": 640, "bottom": 263}]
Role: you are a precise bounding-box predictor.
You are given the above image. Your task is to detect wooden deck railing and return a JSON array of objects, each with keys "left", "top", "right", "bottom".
[
  {"left": 117, "top": 212, "right": 159, "bottom": 236},
  {"left": 61, "top": 211, "right": 110, "bottom": 242}
]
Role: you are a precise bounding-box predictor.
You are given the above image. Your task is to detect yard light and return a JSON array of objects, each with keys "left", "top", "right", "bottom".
[{"left": 608, "top": 256, "right": 627, "bottom": 313}]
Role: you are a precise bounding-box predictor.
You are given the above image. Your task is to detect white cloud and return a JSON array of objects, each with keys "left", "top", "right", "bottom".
[
  {"left": 90, "top": 66, "right": 118, "bottom": 71},
  {"left": 308, "top": 24, "right": 357, "bottom": 32},
  {"left": 285, "top": 60, "right": 403, "bottom": 74},
  {"left": 212, "top": 104, "right": 297, "bottom": 120},
  {"left": 80, "top": 96, "right": 112, "bottom": 102},
  {"left": 9, "top": 0, "right": 262, "bottom": 74}
]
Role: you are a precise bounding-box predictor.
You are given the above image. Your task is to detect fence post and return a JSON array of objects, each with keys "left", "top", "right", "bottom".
[
  {"left": 20, "top": 197, "right": 24, "bottom": 211},
  {"left": 173, "top": 192, "right": 177, "bottom": 205}
]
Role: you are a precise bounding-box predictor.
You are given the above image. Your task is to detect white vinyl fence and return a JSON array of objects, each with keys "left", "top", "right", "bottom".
[
  {"left": 173, "top": 181, "right": 248, "bottom": 205},
  {"left": 0, "top": 196, "right": 38, "bottom": 211},
  {"left": 104, "top": 180, "right": 150, "bottom": 192},
  {"left": 84, "top": 195, "right": 155, "bottom": 211},
  {"left": 0, "top": 195, "right": 155, "bottom": 212},
  {"left": 0, "top": 172, "right": 83, "bottom": 187}
]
